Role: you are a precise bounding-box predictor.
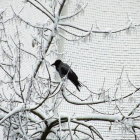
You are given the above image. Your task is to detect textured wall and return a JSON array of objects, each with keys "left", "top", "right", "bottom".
[
  {"left": 60, "top": 0, "right": 140, "bottom": 139},
  {"left": 0, "top": 0, "right": 140, "bottom": 139}
]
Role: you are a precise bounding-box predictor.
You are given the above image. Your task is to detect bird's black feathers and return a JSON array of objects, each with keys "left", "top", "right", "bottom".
[{"left": 52, "top": 59, "right": 81, "bottom": 91}]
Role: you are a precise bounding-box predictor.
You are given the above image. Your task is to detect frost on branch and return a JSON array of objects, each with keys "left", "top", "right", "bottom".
[{"left": 0, "top": 0, "right": 140, "bottom": 140}]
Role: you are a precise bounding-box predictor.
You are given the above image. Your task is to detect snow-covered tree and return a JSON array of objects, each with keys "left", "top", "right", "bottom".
[{"left": 0, "top": 0, "right": 140, "bottom": 139}]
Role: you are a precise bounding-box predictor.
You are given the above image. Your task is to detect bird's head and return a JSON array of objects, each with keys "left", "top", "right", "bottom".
[{"left": 51, "top": 59, "right": 62, "bottom": 67}]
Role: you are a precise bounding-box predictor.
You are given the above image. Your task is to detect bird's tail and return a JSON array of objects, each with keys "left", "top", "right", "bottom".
[{"left": 76, "top": 80, "right": 82, "bottom": 91}]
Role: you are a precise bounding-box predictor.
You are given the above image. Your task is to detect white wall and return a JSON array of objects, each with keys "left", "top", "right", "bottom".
[
  {"left": 60, "top": 0, "right": 140, "bottom": 139},
  {"left": 0, "top": 0, "right": 140, "bottom": 139}
]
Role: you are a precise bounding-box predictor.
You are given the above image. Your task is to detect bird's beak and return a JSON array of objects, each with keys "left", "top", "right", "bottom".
[{"left": 51, "top": 63, "right": 55, "bottom": 66}]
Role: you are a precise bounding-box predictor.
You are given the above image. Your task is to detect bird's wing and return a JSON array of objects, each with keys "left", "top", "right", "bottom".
[
  {"left": 61, "top": 64, "right": 78, "bottom": 79},
  {"left": 60, "top": 63, "right": 80, "bottom": 90},
  {"left": 68, "top": 70, "right": 78, "bottom": 81},
  {"left": 60, "top": 63, "right": 70, "bottom": 76}
]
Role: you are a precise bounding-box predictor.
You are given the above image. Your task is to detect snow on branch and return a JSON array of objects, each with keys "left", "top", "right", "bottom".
[
  {"left": 62, "top": 87, "right": 140, "bottom": 105},
  {"left": 60, "top": 3, "right": 88, "bottom": 20},
  {"left": 59, "top": 22, "right": 140, "bottom": 37},
  {"left": 0, "top": 104, "right": 25, "bottom": 124},
  {"left": 0, "top": 0, "right": 140, "bottom": 139},
  {"left": 26, "top": 0, "right": 55, "bottom": 22}
]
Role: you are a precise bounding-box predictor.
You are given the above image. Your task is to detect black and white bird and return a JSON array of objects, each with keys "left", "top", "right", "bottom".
[{"left": 51, "top": 59, "right": 81, "bottom": 91}]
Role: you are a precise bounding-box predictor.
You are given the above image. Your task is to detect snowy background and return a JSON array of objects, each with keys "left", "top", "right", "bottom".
[
  {"left": 0, "top": 0, "right": 140, "bottom": 139},
  {"left": 59, "top": 1, "right": 140, "bottom": 139}
]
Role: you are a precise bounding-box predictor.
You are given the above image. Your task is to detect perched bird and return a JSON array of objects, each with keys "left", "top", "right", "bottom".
[{"left": 51, "top": 59, "right": 81, "bottom": 91}]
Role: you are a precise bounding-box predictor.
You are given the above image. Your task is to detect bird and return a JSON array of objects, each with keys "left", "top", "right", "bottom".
[{"left": 51, "top": 59, "right": 81, "bottom": 91}]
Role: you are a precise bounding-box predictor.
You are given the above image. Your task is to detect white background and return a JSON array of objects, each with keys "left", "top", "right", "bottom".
[{"left": 0, "top": 0, "right": 140, "bottom": 139}]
